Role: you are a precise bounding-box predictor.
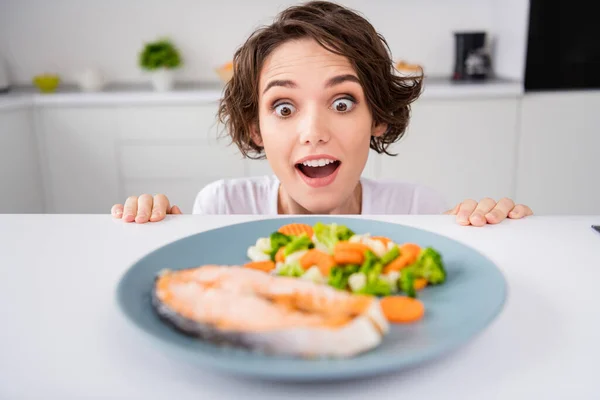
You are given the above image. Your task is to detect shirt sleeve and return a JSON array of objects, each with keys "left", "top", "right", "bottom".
[{"left": 192, "top": 180, "right": 224, "bottom": 214}]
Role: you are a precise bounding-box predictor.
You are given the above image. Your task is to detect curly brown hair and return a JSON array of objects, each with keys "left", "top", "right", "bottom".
[{"left": 217, "top": 0, "right": 423, "bottom": 160}]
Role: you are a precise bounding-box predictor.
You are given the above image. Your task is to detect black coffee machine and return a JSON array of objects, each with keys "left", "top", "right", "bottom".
[{"left": 452, "top": 31, "right": 491, "bottom": 81}]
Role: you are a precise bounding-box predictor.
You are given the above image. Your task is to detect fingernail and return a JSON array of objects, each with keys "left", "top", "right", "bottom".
[
  {"left": 458, "top": 212, "right": 468, "bottom": 222},
  {"left": 510, "top": 211, "right": 518, "bottom": 218}
]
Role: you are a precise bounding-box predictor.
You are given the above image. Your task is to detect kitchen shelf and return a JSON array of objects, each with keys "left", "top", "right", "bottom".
[{"left": 0, "top": 77, "right": 523, "bottom": 110}]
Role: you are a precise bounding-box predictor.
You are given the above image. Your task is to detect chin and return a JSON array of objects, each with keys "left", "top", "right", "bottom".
[{"left": 298, "top": 195, "right": 342, "bottom": 214}]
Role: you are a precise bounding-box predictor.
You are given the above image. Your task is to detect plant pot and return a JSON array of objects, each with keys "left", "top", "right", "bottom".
[{"left": 151, "top": 68, "right": 175, "bottom": 92}]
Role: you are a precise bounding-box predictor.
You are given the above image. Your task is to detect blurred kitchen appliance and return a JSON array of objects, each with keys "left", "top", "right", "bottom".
[{"left": 452, "top": 31, "right": 491, "bottom": 81}]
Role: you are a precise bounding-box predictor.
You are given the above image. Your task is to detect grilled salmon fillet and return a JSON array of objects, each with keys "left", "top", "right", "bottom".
[{"left": 152, "top": 265, "right": 389, "bottom": 358}]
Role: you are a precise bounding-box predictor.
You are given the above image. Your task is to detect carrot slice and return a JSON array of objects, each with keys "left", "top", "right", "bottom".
[
  {"left": 244, "top": 260, "right": 276, "bottom": 272},
  {"left": 334, "top": 250, "right": 363, "bottom": 265},
  {"left": 333, "top": 241, "right": 370, "bottom": 265},
  {"left": 278, "top": 223, "right": 314, "bottom": 238},
  {"left": 300, "top": 249, "right": 336, "bottom": 275},
  {"left": 383, "top": 243, "right": 422, "bottom": 273},
  {"left": 334, "top": 241, "right": 370, "bottom": 254},
  {"left": 400, "top": 243, "right": 421, "bottom": 260},
  {"left": 275, "top": 247, "right": 286, "bottom": 263},
  {"left": 414, "top": 278, "right": 428, "bottom": 291},
  {"left": 380, "top": 296, "right": 425, "bottom": 323}
]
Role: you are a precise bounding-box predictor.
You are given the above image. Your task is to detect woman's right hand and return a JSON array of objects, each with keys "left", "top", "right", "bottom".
[{"left": 111, "top": 194, "right": 182, "bottom": 223}]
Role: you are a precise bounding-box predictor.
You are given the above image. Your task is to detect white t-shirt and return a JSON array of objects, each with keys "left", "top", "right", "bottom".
[{"left": 192, "top": 175, "right": 448, "bottom": 215}]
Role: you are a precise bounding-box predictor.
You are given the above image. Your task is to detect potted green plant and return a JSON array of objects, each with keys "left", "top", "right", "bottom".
[{"left": 138, "top": 38, "right": 182, "bottom": 91}]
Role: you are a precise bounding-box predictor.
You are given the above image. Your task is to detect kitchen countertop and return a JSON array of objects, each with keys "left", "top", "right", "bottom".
[
  {"left": 0, "top": 77, "right": 523, "bottom": 110},
  {"left": 0, "top": 214, "right": 598, "bottom": 399}
]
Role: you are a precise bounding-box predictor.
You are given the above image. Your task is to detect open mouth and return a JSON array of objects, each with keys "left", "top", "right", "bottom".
[{"left": 295, "top": 159, "right": 341, "bottom": 179}]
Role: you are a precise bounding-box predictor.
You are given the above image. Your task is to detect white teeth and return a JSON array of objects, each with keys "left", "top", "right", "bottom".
[{"left": 301, "top": 158, "right": 337, "bottom": 167}]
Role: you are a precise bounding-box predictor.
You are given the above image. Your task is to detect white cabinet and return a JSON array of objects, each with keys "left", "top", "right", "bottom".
[
  {"left": 378, "top": 98, "right": 520, "bottom": 208},
  {"left": 0, "top": 107, "right": 44, "bottom": 213},
  {"left": 515, "top": 92, "right": 600, "bottom": 215},
  {"left": 16, "top": 90, "right": 599, "bottom": 216},
  {"left": 36, "top": 107, "right": 120, "bottom": 213},
  {"left": 115, "top": 103, "right": 248, "bottom": 213}
]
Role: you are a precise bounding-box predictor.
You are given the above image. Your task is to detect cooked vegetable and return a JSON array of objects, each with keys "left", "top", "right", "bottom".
[
  {"left": 328, "top": 264, "right": 360, "bottom": 290},
  {"left": 383, "top": 243, "right": 422, "bottom": 273},
  {"left": 412, "top": 247, "right": 446, "bottom": 285},
  {"left": 352, "top": 250, "right": 392, "bottom": 296},
  {"left": 348, "top": 272, "right": 367, "bottom": 292},
  {"left": 275, "top": 247, "right": 286, "bottom": 263},
  {"left": 277, "top": 261, "right": 304, "bottom": 277},
  {"left": 313, "top": 222, "right": 355, "bottom": 253},
  {"left": 245, "top": 222, "right": 447, "bottom": 307},
  {"left": 301, "top": 266, "right": 325, "bottom": 284},
  {"left": 333, "top": 241, "right": 370, "bottom": 264},
  {"left": 299, "top": 249, "right": 336, "bottom": 275},
  {"left": 398, "top": 268, "right": 417, "bottom": 298},
  {"left": 371, "top": 236, "right": 392, "bottom": 246},
  {"left": 333, "top": 250, "right": 364, "bottom": 265},
  {"left": 244, "top": 260, "right": 276, "bottom": 272},
  {"left": 278, "top": 223, "right": 314, "bottom": 238},
  {"left": 284, "top": 234, "right": 314, "bottom": 256},
  {"left": 269, "top": 232, "right": 292, "bottom": 261},
  {"left": 255, "top": 237, "right": 271, "bottom": 253},
  {"left": 380, "top": 296, "right": 425, "bottom": 323},
  {"left": 380, "top": 245, "right": 400, "bottom": 265},
  {"left": 247, "top": 246, "right": 271, "bottom": 262},
  {"left": 414, "top": 278, "right": 428, "bottom": 291}
]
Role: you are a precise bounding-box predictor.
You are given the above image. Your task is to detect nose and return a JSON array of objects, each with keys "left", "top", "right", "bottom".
[{"left": 297, "top": 105, "right": 331, "bottom": 146}]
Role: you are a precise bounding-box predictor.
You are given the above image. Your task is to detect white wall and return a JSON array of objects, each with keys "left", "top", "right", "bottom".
[
  {"left": 490, "top": 0, "right": 531, "bottom": 81},
  {"left": 0, "top": 0, "right": 529, "bottom": 85}
]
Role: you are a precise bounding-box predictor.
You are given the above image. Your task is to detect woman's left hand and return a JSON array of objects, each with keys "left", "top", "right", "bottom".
[{"left": 444, "top": 197, "right": 533, "bottom": 226}]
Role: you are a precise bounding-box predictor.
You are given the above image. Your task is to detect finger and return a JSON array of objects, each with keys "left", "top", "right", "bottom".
[
  {"left": 111, "top": 204, "right": 123, "bottom": 219},
  {"left": 469, "top": 197, "right": 497, "bottom": 227},
  {"left": 443, "top": 203, "right": 460, "bottom": 215},
  {"left": 509, "top": 204, "right": 533, "bottom": 219},
  {"left": 169, "top": 205, "right": 183, "bottom": 215},
  {"left": 122, "top": 196, "right": 138, "bottom": 223},
  {"left": 150, "top": 194, "right": 170, "bottom": 222},
  {"left": 485, "top": 197, "right": 515, "bottom": 224},
  {"left": 456, "top": 199, "right": 478, "bottom": 225},
  {"left": 135, "top": 194, "right": 154, "bottom": 223}
]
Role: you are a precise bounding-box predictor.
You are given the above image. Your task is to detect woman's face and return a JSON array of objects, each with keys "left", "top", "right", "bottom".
[{"left": 254, "top": 38, "right": 387, "bottom": 214}]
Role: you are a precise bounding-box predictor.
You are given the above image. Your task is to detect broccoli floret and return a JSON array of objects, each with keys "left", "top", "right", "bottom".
[
  {"left": 328, "top": 264, "right": 360, "bottom": 290},
  {"left": 398, "top": 268, "right": 417, "bottom": 298},
  {"left": 359, "top": 249, "right": 379, "bottom": 274},
  {"left": 313, "top": 222, "right": 355, "bottom": 252},
  {"left": 268, "top": 231, "right": 292, "bottom": 261},
  {"left": 352, "top": 250, "right": 392, "bottom": 296},
  {"left": 283, "top": 234, "right": 314, "bottom": 256},
  {"left": 413, "top": 247, "right": 446, "bottom": 285}
]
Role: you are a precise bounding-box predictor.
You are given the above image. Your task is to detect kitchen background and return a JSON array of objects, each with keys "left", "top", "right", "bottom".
[{"left": 0, "top": 0, "right": 598, "bottom": 215}]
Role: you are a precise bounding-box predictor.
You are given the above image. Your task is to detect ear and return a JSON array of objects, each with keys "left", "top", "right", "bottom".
[
  {"left": 250, "top": 121, "right": 263, "bottom": 147},
  {"left": 371, "top": 121, "right": 388, "bottom": 138}
]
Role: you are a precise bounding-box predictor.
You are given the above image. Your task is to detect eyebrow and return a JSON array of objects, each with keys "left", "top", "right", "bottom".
[
  {"left": 325, "top": 74, "right": 361, "bottom": 88},
  {"left": 262, "top": 74, "right": 361, "bottom": 94}
]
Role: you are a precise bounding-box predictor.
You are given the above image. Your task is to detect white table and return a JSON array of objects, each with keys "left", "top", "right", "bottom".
[{"left": 1, "top": 214, "right": 599, "bottom": 399}]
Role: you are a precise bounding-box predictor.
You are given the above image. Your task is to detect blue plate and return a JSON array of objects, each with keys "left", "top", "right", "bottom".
[{"left": 116, "top": 216, "right": 507, "bottom": 381}]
